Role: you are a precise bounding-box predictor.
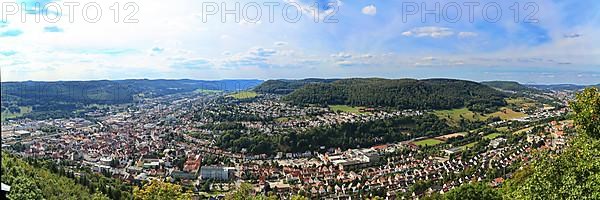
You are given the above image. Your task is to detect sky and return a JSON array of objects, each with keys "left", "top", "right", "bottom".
[{"left": 1, "top": 0, "right": 599, "bottom": 84}]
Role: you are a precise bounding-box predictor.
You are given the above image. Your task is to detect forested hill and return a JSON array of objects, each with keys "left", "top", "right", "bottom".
[
  {"left": 253, "top": 79, "right": 338, "bottom": 94},
  {"left": 1, "top": 79, "right": 262, "bottom": 120},
  {"left": 2, "top": 79, "right": 262, "bottom": 104},
  {"left": 481, "top": 81, "right": 539, "bottom": 93},
  {"left": 282, "top": 78, "right": 508, "bottom": 112}
]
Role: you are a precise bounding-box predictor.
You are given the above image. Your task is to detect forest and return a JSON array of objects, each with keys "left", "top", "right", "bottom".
[
  {"left": 253, "top": 79, "right": 338, "bottom": 94},
  {"left": 280, "top": 78, "right": 508, "bottom": 112},
  {"left": 481, "top": 81, "right": 540, "bottom": 93}
]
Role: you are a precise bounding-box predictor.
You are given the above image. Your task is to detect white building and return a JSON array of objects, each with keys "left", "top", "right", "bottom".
[{"left": 200, "top": 166, "right": 236, "bottom": 181}]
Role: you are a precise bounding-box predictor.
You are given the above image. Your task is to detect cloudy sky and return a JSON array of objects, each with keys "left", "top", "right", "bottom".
[{"left": 1, "top": 0, "right": 599, "bottom": 84}]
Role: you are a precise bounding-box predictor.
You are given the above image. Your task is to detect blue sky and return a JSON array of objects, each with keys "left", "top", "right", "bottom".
[{"left": 1, "top": 0, "right": 599, "bottom": 84}]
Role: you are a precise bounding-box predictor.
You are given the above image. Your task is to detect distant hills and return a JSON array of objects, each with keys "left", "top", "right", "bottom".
[
  {"left": 259, "top": 78, "right": 508, "bottom": 112},
  {"left": 471, "top": 81, "right": 598, "bottom": 92},
  {"left": 253, "top": 79, "right": 338, "bottom": 94},
  {"left": 2, "top": 79, "right": 263, "bottom": 104},
  {"left": 526, "top": 84, "right": 596, "bottom": 91},
  {"left": 481, "top": 81, "right": 540, "bottom": 93},
  {"left": 1, "top": 79, "right": 262, "bottom": 120},
  {"left": 2, "top": 78, "right": 596, "bottom": 121}
]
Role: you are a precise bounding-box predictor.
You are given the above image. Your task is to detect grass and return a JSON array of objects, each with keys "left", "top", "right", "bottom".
[
  {"left": 275, "top": 117, "right": 290, "bottom": 122},
  {"left": 514, "top": 127, "right": 534, "bottom": 135},
  {"left": 329, "top": 105, "right": 366, "bottom": 114},
  {"left": 1, "top": 106, "right": 32, "bottom": 121},
  {"left": 488, "top": 108, "right": 528, "bottom": 120},
  {"left": 413, "top": 139, "right": 444, "bottom": 147},
  {"left": 434, "top": 108, "right": 482, "bottom": 123},
  {"left": 506, "top": 97, "right": 538, "bottom": 108},
  {"left": 497, "top": 126, "right": 510, "bottom": 132},
  {"left": 484, "top": 133, "right": 502, "bottom": 140},
  {"left": 228, "top": 91, "right": 258, "bottom": 99},
  {"left": 435, "top": 107, "right": 527, "bottom": 126},
  {"left": 461, "top": 142, "right": 478, "bottom": 150}
]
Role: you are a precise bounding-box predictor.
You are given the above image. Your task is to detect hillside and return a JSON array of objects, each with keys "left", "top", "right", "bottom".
[
  {"left": 481, "top": 81, "right": 539, "bottom": 93},
  {"left": 253, "top": 79, "right": 338, "bottom": 94},
  {"left": 1, "top": 79, "right": 262, "bottom": 120},
  {"left": 283, "top": 78, "right": 508, "bottom": 112},
  {"left": 1, "top": 152, "right": 116, "bottom": 199}
]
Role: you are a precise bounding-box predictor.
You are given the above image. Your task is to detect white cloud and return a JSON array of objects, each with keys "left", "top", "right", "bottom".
[
  {"left": 362, "top": 5, "right": 377, "bottom": 16},
  {"left": 402, "top": 27, "right": 454, "bottom": 38},
  {"left": 458, "top": 32, "right": 478, "bottom": 38}
]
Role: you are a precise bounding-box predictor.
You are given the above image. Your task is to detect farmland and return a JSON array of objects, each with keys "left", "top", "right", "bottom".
[
  {"left": 228, "top": 91, "right": 258, "bottom": 99},
  {"left": 329, "top": 105, "right": 366, "bottom": 114},
  {"left": 413, "top": 139, "right": 444, "bottom": 147}
]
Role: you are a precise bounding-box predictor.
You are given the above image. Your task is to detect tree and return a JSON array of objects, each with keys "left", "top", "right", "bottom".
[
  {"left": 225, "top": 183, "right": 253, "bottom": 200},
  {"left": 7, "top": 177, "right": 44, "bottom": 200},
  {"left": 570, "top": 87, "right": 600, "bottom": 138},
  {"left": 92, "top": 192, "right": 111, "bottom": 200},
  {"left": 133, "top": 180, "right": 192, "bottom": 200},
  {"left": 290, "top": 195, "right": 309, "bottom": 200},
  {"left": 444, "top": 183, "right": 501, "bottom": 200}
]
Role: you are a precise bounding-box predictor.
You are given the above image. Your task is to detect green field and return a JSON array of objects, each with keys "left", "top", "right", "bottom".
[
  {"left": 434, "top": 108, "right": 485, "bottom": 123},
  {"left": 484, "top": 133, "right": 502, "bottom": 140},
  {"left": 413, "top": 139, "right": 444, "bottom": 147},
  {"left": 497, "top": 126, "right": 510, "bottom": 132},
  {"left": 488, "top": 108, "right": 528, "bottom": 120},
  {"left": 435, "top": 107, "right": 527, "bottom": 125},
  {"left": 228, "top": 91, "right": 258, "bottom": 99},
  {"left": 1, "top": 106, "right": 32, "bottom": 121},
  {"left": 329, "top": 105, "right": 366, "bottom": 114},
  {"left": 506, "top": 97, "right": 539, "bottom": 108},
  {"left": 275, "top": 117, "right": 291, "bottom": 122},
  {"left": 514, "top": 127, "right": 534, "bottom": 135},
  {"left": 461, "top": 142, "right": 478, "bottom": 149}
]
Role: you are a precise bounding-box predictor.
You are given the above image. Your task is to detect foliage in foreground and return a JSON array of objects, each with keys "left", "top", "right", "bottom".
[
  {"left": 444, "top": 183, "right": 502, "bottom": 200},
  {"left": 224, "top": 183, "right": 308, "bottom": 200},
  {"left": 1, "top": 153, "right": 109, "bottom": 200},
  {"left": 133, "top": 179, "right": 193, "bottom": 200}
]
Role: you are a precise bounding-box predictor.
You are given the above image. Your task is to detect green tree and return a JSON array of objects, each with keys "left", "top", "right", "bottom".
[
  {"left": 570, "top": 87, "right": 600, "bottom": 138},
  {"left": 290, "top": 195, "right": 309, "bottom": 200},
  {"left": 444, "top": 183, "right": 501, "bottom": 200},
  {"left": 133, "top": 180, "right": 192, "bottom": 200},
  {"left": 92, "top": 192, "right": 111, "bottom": 200},
  {"left": 225, "top": 183, "right": 253, "bottom": 200},
  {"left": 7, "top": 177, "right": 44, "bottom": 200}
]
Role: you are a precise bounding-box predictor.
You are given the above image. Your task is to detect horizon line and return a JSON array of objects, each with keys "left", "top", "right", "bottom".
[{"left": 0, "top": 77, "right": 597, "bottom": 86}]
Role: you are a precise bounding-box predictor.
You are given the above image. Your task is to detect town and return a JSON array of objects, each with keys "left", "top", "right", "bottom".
[{"left": 1, "top": 87, "right": 574, "bottom": 199}]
